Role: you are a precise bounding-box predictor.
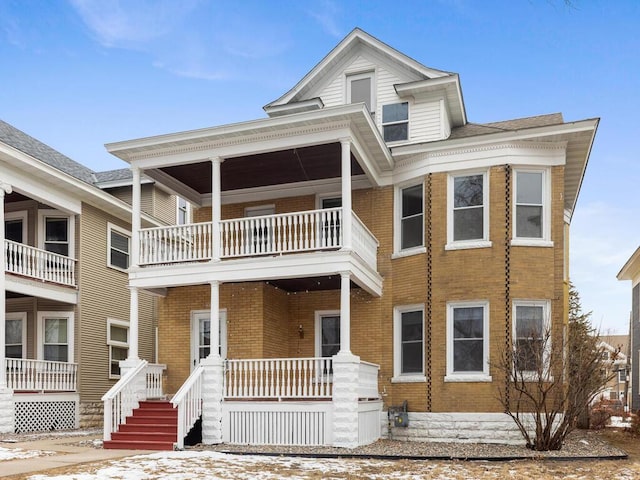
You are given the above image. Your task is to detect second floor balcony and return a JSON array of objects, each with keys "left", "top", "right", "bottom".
[{"left": 137, "top": 207, "right": 378, "bottom": 272}]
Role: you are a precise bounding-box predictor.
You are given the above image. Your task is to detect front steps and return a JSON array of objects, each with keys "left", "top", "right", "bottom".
[{"left": 103, "top": 400, "right": 178, "bottom": 450}]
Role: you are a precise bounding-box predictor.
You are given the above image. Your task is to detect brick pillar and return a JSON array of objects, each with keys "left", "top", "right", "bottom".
[
  {"left": 201, "top": 355, "right": 224, "bottom": 444},
  {"left": 332, "top": 351, "right": 360, "bottom": 448}
]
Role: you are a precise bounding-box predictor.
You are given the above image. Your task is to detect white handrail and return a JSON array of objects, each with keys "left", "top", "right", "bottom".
[
  {"left": 224, "top": 357, "right": 333, "bottom": 399},
  {"left": 139, "top": 222, "right": 211, "bottom": 265},
  {"left": 102, "top": 360, "right": 148, "bottom": 441},
  {"left": 171, "top": 364, "right": 204, "bottom": 450},
  {"left": 5, "top": 240, "right": 76, "bottom": 286},
  {"left": 5, "top": 358, "right": 77, "bottom": 392},
  {"left": 352, "top": 213, "right": 378, "bottom": 270}
]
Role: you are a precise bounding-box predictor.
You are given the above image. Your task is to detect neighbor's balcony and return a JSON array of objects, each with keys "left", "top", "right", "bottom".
[
  {"left": 5, "top": 240, "right": 76, "bottom": 287},
  {"left": 5, "top": 358, "right": 78, "bottom": 392},
  {"left": 138, "top": 207, "right": 378, "bottom": 271}
]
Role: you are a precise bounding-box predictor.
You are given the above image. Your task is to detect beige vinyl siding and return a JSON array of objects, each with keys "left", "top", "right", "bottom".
[
  {"left": 76, "top": 203, "right": 156, "bottom": 402},
  {"left": 319, "top": 74, "right": 343, "bottom": 108},
  {"left": 103, "top": 184, "right": 161, "bottom": 219},
  {"left": 151, "top": 188, "right": 175, "bottom": 224}
]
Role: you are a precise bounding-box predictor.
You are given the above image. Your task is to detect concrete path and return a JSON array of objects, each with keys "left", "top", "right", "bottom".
[{"left": 0, "top": 435, "right": 150, "bottom": 478}]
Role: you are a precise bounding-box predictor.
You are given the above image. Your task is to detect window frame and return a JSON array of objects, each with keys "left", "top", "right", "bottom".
[
  {"left": 5, "top": 210, "right": 28, "bottom": 244},
  {"left": 107, "top": 318, "right": 129, "bottom": 379},
  {"left": 107, "top": 223, "right": 131, "bottom": 272},
  {"left": 37, "top": 311, "right": 74, "bottom": 363},
  {"left": 446, "top": 170, "right": 491, "bottom": 250},
  {"left": 5, "top": 312, "right": 27, "bottom": 359},
  {"left": 314, "top": 310, "right": 341, "bottom": 358},
  {"left": 176, "top": 197, "right": 191, "bottom": 225},
  {"left": 392, "top": 304, "right": 426, "bottom": 383},
  {"left": 37, "top": 210, "right": 74, "bottom": 258},
  {"left": 393, "top": 182, "right": 425, "bottom": 257},
  {"left": 382, "top": 102, "right": 409, "bottom": 143},
  {"left": 512, "top": 168, "right": 553, "bottom": 247},
  {"left": 512, "top": 300, "right": 551, "bottom": 380},
  {"left": 445, "top": 301, "right": 491, "bottom": 382},
  {"left": 346, "top": 71, "right": 376, "bottom": 116}
]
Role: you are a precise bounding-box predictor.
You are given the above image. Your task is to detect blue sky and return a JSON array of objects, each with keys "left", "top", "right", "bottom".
[{"left": 1, "top": 0, "right": 638, "bottom": 334}]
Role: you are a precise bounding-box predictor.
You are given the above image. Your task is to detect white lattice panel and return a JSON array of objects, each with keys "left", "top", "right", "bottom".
[{"left": 15, "top": 399, "right": 78, "bottom": 433}]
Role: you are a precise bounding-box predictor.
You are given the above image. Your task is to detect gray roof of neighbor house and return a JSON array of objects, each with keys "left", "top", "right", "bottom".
[
  {"left": 0, "top": 119, "right": 132, "bottom": 188},
  {"left": 449, "top": 113, "right": 565, "bottom": 140}
]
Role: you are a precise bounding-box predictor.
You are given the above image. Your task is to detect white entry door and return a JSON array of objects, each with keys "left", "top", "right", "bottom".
[{"left": 190, "top": 310, "right": 227, "bottom": 370}]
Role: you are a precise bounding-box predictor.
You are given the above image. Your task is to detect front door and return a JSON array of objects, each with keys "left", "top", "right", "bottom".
[{"left": 190, "top": 310, "right": 227, "bottom": 370}]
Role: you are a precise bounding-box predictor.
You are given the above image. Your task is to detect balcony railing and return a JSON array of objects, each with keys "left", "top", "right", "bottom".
[
  {"left": 5, "top": 358, "right": 78, "bottom": 392},
  {"left": 5, "top": 240, "right": 76, "bottom": 287},
  {"left": 138, "top": 208, "right": 378, "bottom": 271}
]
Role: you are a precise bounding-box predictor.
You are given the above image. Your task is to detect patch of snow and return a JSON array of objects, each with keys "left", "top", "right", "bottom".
[{"left": 0, "top": 446, "right": 52, "bottom": 462}]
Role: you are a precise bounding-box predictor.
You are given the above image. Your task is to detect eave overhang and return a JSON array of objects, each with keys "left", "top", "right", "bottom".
[
  {"left": 618, "top": 246, "right": 640, "bottom": 282},
  {"left": 392, "top": 118, "right": 599, "bottom": 218},
  {"left": 394, "top": 75, "right": 467, "bottom": 126}
]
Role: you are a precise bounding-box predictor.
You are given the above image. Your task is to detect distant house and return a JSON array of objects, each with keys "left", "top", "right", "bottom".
[
  {"left": 0, "top": 120, "right": 182, "bottom": 433},
  {"left": 618, "top": 247, "right": 640, "bottom": 411},
  {"left": 99, "top": 28, "right": 599, "bottom": 450},
  {"left": 597, "top": 335, "right": 630, "bottom": 409}
]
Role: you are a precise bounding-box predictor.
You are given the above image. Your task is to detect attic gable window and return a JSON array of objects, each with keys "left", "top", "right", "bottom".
[
  {"left": 347, "top": 72, "right": 375, "bottom": 115},
  {"left": 382, "top": 102, "right": 409, "bottom": 142}
]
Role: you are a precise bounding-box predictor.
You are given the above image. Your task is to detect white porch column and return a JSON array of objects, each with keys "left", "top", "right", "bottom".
[
  {"left": 340, "top": 138, "right": 352, "bottom": 249},
  {"left": 0, "top": 182, "right": 15, "bottom": 434},
  {"left": 131, "top": 166, "right": 141, "bottom": 268},
  {"left": 339, "top": 271, "right": 351, "bottom": 354},
  {"left": 210, "top": 157, "right": 222, "bottom": 262},
  {"left": 201, "top": 279, "right": 223, "bottom": 444}
]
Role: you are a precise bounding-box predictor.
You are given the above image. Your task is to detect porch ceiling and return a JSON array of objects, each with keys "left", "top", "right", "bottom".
[
  {"left": 268, "top": 275, "right": 355, "bottom": 292},
  {"left": 160, "top": 142, "right": 365, "bottom": 194}
]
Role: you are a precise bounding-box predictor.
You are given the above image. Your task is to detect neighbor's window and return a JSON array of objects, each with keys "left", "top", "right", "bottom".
[
  {"left": 449, "top": 172, "right": 488, "bottom": 246},
  {"left": 39, "top": 313, "right": 74, "bottom": 363},
  {"left": 398, "top": 184, "right": 424, "bottom": 251},
  {"left": 393, "top": 305, "right": 425, "bottom": 381},
  {"left": 107, "top": 319, "right": 129, "bottom": 378},
  {"left": 177, "top": 197, "right": 190, "bottom": 225},
  {"left": 108, "top": 224, "right": 130, "bottom": 271},
  {"left": 5, "top": 314, "right": 26, "bottom": 359},
  {"left": 382, "top": 102, "right": 408, "bottom": 142},
  {"left": 514, "top": 170, "right": 550, "bottom": 244},
  {"left": 44, "top": 217, "right": 69, "bottom": 256},
  {"left": 446, "top": 302, "right": 490, "bottom": 381},
  {"left": 513, "top": 301, "right": 549, "bottom": 374}
]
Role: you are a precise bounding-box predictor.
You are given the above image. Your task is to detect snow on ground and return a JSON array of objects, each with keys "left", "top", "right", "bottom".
[
  {"left": 610, "top": 416, "right": 632, "bottom": 429},
  {"left": 0, "top": 445, "right": 53, "bottom": 461}
]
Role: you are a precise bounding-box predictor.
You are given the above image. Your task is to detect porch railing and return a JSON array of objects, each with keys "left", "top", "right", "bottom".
[
  {"left": 171, "top": 364, "right": 204, "bottom": 450},
  {"left": 5, "top": 240, "right": 76, "bottom": 287},
  {"left": 224, "top": 357, "right": 333, "bottom": 399},
  {"left": 5, "top": 358, "right": 77, "bottom": 392},
  {"left": 137, "top": 208, "right": 378, "bottom": 271},
  {"left": 357, "top": 361, "right": 380, "bottom": 399},
  {"left": 102, "top": 361, "right": 166, "bottom": 441}
]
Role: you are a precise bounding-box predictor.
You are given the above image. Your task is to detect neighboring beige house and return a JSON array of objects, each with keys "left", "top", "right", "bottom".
[
  {"left": 597, "top": 334, "right": 630, "bottom": 409},
  {"left": 100, "top": 29, "right": 599, "bottom": 450},
  {"left": 0, "top": 120, "right": 181, "bottom": 432}
]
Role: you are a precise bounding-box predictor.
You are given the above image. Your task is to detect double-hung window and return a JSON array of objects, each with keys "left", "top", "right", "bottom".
[
  {"left": 446, "top": 301, "right": 490, "bottom": 381},
  {"left": 382, "top": 102, "right": 409, "bottom": 142},
  {"left": 5, "top": 313, "right": 26, "bottom": 359},
  {"left": 513, "top": 169, "right": 551, "bottom": 246},
  {"left": 513, "top": 300, "right": 550, "bottom": 377},
  {"left": 38, "top": 312, "right": 74, "bottom": 363},
  {"left": 108, "top": 223, "right": 131, "bottom": 271},
  {"left": 107, "top": 319, "right": 129, "bottom": 378},
  {"left": 395, "top": 183, "right": 424, "bottom": 254},
  {"left": 315, "top": 312, "right": 340, "bottom": 358},
  {"left": 347, "top": 72, "right": 375, "bottom": 116},
  {"left": 44, "top": 217, "right": 69, "bottom": 256},
  {"left": 393, "top": 305, "right": 425, "bottom": 382},
  {"left": 447, "top": 172, "right": 489, "bottom": 249}
]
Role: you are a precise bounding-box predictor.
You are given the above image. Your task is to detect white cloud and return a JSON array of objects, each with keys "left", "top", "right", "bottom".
[{"left": 307, "top": 0, "right": 342, "bottom": 38}]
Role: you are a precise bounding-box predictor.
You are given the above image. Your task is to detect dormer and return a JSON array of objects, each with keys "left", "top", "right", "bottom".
[{"left": 264, "top": 28, "right": 467, "bottom": 145}]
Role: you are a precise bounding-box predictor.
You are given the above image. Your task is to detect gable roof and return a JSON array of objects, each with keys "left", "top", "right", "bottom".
[
  {"left": 264, "top": 28, "right": 461, "bottom": 118},
  {"left": 0, "top": 119, "right": 96, "bottom": 185}
]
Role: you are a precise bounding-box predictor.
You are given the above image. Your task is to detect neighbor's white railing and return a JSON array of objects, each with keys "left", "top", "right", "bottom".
[
  {"left": 220, "top": 207, "right": 342, "bottom": 257},
  {"left": 224, "top": 357, "right": 333, "bottom": 399},
  {"left": 139, "top": 222, "right": 212, "bottom": 265},
  {"left": 5, "top": 358, "right": 77, "bottom": 392},
  {"left": 357, "top": 360, "right": 380, "bottom": 399},
  {"left": 171, "top": 364, "right": 204, "bottom": 450},
  {"left": 5, "top": 240, "right": 76, "bottom": 286},
  {"left": 102, "top": 361, "right": 166, "bottom": 441}
]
